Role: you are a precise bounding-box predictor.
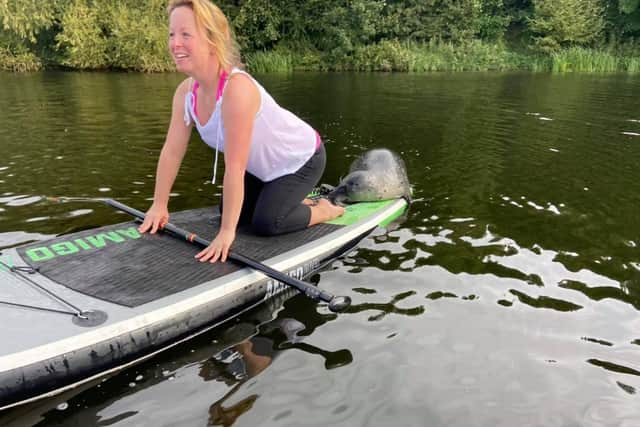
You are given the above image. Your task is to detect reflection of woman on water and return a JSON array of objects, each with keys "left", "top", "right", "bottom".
[
  {"left": 201, "top": 314, "right": 353, "bottom": 424},
  {"left": 202, "top": 315, "right": 305, "bottom": 381},
  {"left": 192, "top": 286, "right": 353, "bottom": 425},
  {"left": 210, "top": 336, "right": 277, "bottom": 382},
  {"left": 139, "top": 0, "right": 344, "bottom": 261},
  {"left": 202, "top": 318, "right": 304, "bottom": 425}
]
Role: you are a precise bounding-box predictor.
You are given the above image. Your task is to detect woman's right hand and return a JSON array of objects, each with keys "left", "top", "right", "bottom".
[{"left": 138, "top": 203, "right": 169, "bottom": 234}]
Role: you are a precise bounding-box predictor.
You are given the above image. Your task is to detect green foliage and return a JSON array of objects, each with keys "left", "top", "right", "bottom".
[
  {"left": 244, "top": 49, "right": 295, "bottom": 73},
  {"left": 619, "top": 0, "right": 640, "bottom": 14},
  {"left": 478, "top": 0, "right": 513, "bottom": 40},
  {"left": 0, "top": 30, "right": 42, "bottom": 71},
  {"left": 318, "top": 0, "right": 385, "bottom": 54},
  {"left": 0, "top": 46, "right": 41, "bottom": 71},
  {"left": 243, "top": 40, "right": 639, "bottom": 74},
  {"left": 54, "top": 0, "right": 172, "bottom": 71},
  {"left": 381, "top": 0, "right": 485, "bottom": 43},
  {"left": 607, "top": 0, "right": 640, "bottom": 38},
  {"left": 225, "top": 0, "right": 284, "bottom": 51},
  {"left": 55, "top": 0, "right": 109, "bottom": 69},
  {"left": 551, "top": 47, "right": 618, "bottom": 72},
  {"left": 347, "top": 40, "right": 417, "bottom": 72},
  {"left": 0, "top": 0, "right": 58, "bottom": 42},
  {"left": 626, "top": 56, "right": 640, "bottom": 72},
  {"left": 528, "top": 0, "right": 606, "bottom": 52},
  {"left": 245, "top": 39, "right": 528, "bottom": 73},
  {"left": 243, "top": 45, "right": 322, "bottom": 73},
  {"left": 1, "top": 0, "right": 640, "bottom": 73},
  {"left": 0, "top": 30, "right": 42, "bottom": 72},
  {"left": 105, "top": 0, "right": 172, "bottom": 72}
]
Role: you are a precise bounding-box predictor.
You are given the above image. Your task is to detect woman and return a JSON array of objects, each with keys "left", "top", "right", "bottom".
[{"left": 139, "top": 0, "right": 344, "bottom": 263}]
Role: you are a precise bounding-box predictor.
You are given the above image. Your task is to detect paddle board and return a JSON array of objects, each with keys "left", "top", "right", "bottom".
[{"left": 0, "top": 197, "right": 407, "bottom": 410}]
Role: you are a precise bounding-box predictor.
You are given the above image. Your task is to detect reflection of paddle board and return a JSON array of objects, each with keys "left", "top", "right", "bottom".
[{"left": 0, "top": 197, "right": 407, "bottom": 410}]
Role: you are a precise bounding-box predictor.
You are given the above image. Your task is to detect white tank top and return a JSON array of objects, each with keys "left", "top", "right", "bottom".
[{"left": 183, "top": 69, "right": 318, "bottom": 183}]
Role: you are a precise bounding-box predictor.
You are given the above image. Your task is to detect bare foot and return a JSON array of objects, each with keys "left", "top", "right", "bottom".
[
  {"left": 302, "top": 198, "right": 317, "bottom": 206},
  {"left": 308, "top": 198, "right": 345, "bottom": 226}
]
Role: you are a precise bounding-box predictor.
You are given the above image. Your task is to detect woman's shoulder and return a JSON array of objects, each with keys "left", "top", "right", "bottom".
[
  {"left": 225, "top": 71, "right": 259, "bottom": 101},
  {"left": 221, "top": 72, "right": 260, "bottom": 118},
  {"left": 174, "top": 77, "right": 193, "bottom": 98}
]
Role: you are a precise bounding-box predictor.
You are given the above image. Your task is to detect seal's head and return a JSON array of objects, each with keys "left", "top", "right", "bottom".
[
  {"left": 329, "top": 149, "right": 411, "bottom": 205},
  {"left": 329, "top": 170, "right": 380, "bottom": 205}
]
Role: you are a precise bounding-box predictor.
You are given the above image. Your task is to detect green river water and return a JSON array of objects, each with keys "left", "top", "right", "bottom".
[{"left": 1, "top": 71, "right": 640, "bottom": 426}]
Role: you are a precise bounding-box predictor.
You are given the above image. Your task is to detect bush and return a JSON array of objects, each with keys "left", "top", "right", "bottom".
[
  {"left": 529, "top": 0, "right": 606, "bottom": 52},
  {"left": 55, "top": 0, "right": 110, "bottom": 69},
  {"left": 0, "top": 30, "right": 42, "bottom": 71},
  {"left": 0, "top": 46, "right": 41, "bottom": 71}
]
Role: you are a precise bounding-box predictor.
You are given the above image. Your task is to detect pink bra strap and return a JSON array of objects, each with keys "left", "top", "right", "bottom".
[
  {"left": 192, "top": 70, "right": 228, "bottom": 119},
  {"left": 216, "top": 70, "right": 228, "bottom": 102}
]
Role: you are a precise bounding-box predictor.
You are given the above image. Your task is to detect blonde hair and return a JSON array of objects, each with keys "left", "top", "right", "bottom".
[{"left": 168, "top": 0, "right": 241, "bottom": 71}]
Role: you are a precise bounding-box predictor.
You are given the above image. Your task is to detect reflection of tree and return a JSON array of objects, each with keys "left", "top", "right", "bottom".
[
  {"left": 587, "top": 358, "right": 640, "bottom": 377},
  {"left": 278, "top": 342, "right": 353, "bottom": 370},
  {"left": 561, "top": 278, "right": 640, "bottom": 310},
  {"left": 346, "top": 290, "right": 425, "bottom": 321},
  {"left": 509, "top": 289, "right": 582, "bottom": 312}
]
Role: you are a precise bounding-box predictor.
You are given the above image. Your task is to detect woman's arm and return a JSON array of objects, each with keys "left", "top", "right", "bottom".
[
  {"left": 139, "top": 79, "right": 193, "bottom": 234},
  {"left": 196, "top": 74, "right": 260, "bottom": 263}
]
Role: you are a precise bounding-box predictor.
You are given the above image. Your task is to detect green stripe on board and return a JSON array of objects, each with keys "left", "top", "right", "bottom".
[
  {"left": 379, "top": 202, "right": 408, "bottom": 227},
  {"left": 325, "top": 199, "right": 398, "bottom": 226}
]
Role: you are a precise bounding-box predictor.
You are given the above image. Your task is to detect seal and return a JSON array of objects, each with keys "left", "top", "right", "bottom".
[{"left": 328, "top": 149, "right": 411, "bottom": 205}]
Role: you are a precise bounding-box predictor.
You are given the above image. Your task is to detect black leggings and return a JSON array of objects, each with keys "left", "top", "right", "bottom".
[{"left": 221, "top": 144, "right": 326, "bottom": 236}]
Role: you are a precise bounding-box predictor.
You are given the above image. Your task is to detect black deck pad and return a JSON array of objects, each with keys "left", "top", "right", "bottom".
[{"left": 18, "top": 207, "right": 341, "bottom": 307}]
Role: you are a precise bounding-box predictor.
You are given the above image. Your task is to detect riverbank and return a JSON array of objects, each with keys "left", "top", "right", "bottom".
[
  {"left": 3, "top": 40, "right": 640, "bottom": 73},
  {"left": 245, "top": 41, "right": 640, "bottom": 73}
]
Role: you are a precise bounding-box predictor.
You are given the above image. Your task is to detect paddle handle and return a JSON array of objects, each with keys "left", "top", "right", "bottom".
[{"left": 105, "top": 199, "right": 350, "bottom": 311}]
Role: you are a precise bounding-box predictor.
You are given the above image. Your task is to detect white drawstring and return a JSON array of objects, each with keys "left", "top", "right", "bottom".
[
  {"left": 183, "top": 93, "right": 192, "bottom": 126},
  {"left": 211, "top": 139, "right": 219, "bottom": 184}
]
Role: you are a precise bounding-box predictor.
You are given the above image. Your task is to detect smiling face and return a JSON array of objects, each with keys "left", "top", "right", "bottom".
[{"left": 168, "top": 6, "right": 216, "bottom": 75}]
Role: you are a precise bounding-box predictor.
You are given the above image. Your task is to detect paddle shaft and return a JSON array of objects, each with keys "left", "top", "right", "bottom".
[{"left": 104, "top": 199, "right": 343, "bottom": 306}]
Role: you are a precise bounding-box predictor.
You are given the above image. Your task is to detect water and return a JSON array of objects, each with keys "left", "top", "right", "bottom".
[{"left": 1, "top": 71, "right": 640, "bottom": 426}]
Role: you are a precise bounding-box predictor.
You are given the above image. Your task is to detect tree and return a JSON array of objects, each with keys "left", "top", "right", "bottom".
[
  {"left": 619, "top": 0, "right": 640, "bottom": 14},
  {"left": 528, "top": 0, "right": 606, "bottom": 51},
  {"left": 316, "top": 0, "right": 385, "bottom": 54},
  {"left": 224, "top": 0, "right": 284, "bottom": 51},
  {"left": 608, "top": 0, "right": 640, "bottom": 39},
  {"left": 477, "top": 0, "right": 512, "bottom": 41},
  {"left": 54, "top": 0, "right": 171, "bottom": 71},
  {"left": 0, "top": 0, "right": 59, "bottom": 42},
  {"left": 382, "top": 0, "right": 506, "bottom": 43},
  {"left": 55, "top": 0, "right": 109, "bottom": 69}
]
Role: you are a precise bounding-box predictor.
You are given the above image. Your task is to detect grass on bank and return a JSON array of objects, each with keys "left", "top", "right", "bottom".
[
  {"left": 244, "top": 41, "right": 640, "bottom": 74},
  {"left": 3, "top": 39, "right": 640, "bottom": 74},
  {"left": 551, "top": 47, "right": 619, "bottom": 72}
]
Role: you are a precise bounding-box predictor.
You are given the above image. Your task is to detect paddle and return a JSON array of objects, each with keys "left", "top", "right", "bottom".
[{"left": 48, "top": 197, "right": 351, "bottom": 312}]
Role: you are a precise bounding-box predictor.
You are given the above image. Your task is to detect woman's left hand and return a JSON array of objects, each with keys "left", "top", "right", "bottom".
[{"left": 195, "top": 229, "right": 236, "bottom": 263}]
